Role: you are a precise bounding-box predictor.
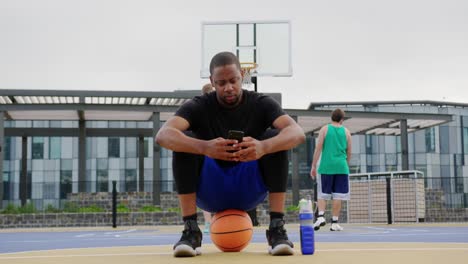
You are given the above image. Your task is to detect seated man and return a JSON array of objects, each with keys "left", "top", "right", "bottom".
[{"left": 155, "top": 51, "right": 305, "bottom": 257}]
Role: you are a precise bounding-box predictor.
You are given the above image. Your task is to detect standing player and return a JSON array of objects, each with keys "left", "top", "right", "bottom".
[{"left": 310, "top": 108, "right": 352, "bottom": 231}]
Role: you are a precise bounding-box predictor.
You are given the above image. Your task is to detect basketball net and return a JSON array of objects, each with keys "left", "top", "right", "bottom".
[{"left": 240, "top": 62, "right": 258, "bottom": 89}]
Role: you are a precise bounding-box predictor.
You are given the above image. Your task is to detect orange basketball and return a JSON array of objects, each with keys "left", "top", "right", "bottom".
[{"left": 210, "top": 209, "right": 253, "bottom": 252}]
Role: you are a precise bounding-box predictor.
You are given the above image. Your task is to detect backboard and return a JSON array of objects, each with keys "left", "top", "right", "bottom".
[{"left": 201, "top": 20, "right": 292, "bottom": 78}]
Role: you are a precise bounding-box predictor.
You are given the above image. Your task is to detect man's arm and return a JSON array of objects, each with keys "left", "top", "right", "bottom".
[
  {"left": 155, "top": 116, "right": 239, "bottom": 160},
  {"left": 310, "top": 125, "right": 327, "bottom": 178},
  {"left": 260, "top": 114, "right": 306, "bottom": 154},
  {"left": 235, "top": 114, "right": 305, "bottom": 162},
  {"left": 155, "top": 116, "right": 204, "bottom": 154},
  {"left": 346, "top": 127, "right": 352, "bottom": 165}
]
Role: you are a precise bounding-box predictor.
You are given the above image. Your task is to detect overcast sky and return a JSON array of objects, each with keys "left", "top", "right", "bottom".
[{"left": 1, "top": 0, "right": 467, "bottom": 109}]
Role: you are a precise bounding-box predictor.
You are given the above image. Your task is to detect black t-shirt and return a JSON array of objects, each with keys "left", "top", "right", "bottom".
[{"left": 175, "top": 90, "right": 285, "bottom": 140}]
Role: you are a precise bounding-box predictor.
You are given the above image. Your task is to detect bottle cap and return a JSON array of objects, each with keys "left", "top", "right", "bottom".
[{"left": 299, "top": 198, "right": 312, "bottom": 213}]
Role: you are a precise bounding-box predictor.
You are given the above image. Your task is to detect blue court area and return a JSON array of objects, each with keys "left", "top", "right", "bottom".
[{"left": 1, "top": 224, "right": 467, "bottom": 254}]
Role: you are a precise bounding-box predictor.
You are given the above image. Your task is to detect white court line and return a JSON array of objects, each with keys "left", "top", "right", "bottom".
[
  {"left": 1, "top": 247, "right": 468, "bottom": 259},
  {"left": 74, "top": 229, "right": 138, "bottom": 238},
  {"left": 355, "top": 232, "right": 468, "bottom": 237},
  {"left": 3, "top": 237, "right": 167, "bottom": 243},
  {"left": 0, "top": 252, "right": 171, "bottom": 259},
  {"left": 104, "top": 229, "right": 137, "bottom": 235},
  {"left": 75, "top": 234, "right": 95, "bottom": 238},
  {"left": 316, "top": 247, "right": 468, "bottom": 252},
  {"left": 365, "top": 227, "right": 397, "bottom": 231}
]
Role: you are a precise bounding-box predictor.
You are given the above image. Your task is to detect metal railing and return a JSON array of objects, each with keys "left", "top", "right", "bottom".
[{"left": 2, "top": 174, "right": 468, "bottom": 223}]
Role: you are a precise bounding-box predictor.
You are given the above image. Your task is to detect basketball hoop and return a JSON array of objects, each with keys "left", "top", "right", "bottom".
[{"left": 240, "top": 62, "right": 258, "bottom": 88}]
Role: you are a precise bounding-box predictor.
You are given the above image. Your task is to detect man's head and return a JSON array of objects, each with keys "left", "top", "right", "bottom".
[
  {"left": 209, "top": 52, "right": 244, "bottom": 108},
  {"left": 331, "top": 108, "right": 345, "bottom": 123}
]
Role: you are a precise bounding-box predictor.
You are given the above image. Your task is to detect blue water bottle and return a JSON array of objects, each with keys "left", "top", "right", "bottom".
[{"left": 299, "top": 195, "right": 315, "bottom": 255}]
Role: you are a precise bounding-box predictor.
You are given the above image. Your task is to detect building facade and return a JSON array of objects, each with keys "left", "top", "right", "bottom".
[
  {"left": 2, "top": 120, "right": 175, "bottom": 209},
  {"left": 311, "top": 102, "right": 468, "bottom": 208},
  {"left": 0, "top": 90, "right": 463, "bottom": 211}
]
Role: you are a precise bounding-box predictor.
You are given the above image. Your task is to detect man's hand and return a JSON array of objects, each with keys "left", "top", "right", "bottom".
[
  {"left": 204, "top": 137, "right": 242, "bottom": 161},
  {"left": 310, "top": 166, "right": 317, "bottom": 179},
  {"left": 234, "top": 137, "right": 266, "bottom": 162}
]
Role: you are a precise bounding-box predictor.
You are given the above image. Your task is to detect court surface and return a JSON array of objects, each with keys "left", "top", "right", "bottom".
[{"left": 1, "top": 223, "right": 467, "bottom": 264}]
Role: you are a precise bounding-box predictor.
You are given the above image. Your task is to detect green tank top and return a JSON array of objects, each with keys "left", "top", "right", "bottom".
[{"left": 318, "top": 124, "right": 350, "bottom": 174}]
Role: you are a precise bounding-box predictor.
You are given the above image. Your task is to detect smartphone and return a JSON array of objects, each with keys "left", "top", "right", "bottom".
[{"left": 227, "top": 130, "right": 244, "bottom": 143}]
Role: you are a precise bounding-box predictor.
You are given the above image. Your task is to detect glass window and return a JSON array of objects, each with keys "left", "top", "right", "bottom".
[
  {"left": 365, "top": 135, "right": 372, "bottom": 153},
  {"left": 384, "top": 136, "right": 396, "bottom": 153},
  {"left": 439, "top": 126, "right": 450, "bottom": 154},
  {"left": 126, "top": 121, "right": 136, "bottom": 128},
  {"left": 455, "top": 176, "right": 463, "bottom": 194},
  {"left": 60, "top": 170, "right": 73, "bottom": 199},
  {"left": 385, "top": 154, "right": 397, "bottom": 166},
  {"left": 61, "top": 159, "right": 73, "bottom": 170},
  {"left": 27, "top": 171, "right": 32, "bottom": 199},
  {"left": 4, "top": 137, "right": 11, "bottom": 160},
  {"left": 32, "top": 137, "right": 44, "bottom": 159},
  {"left": 126, "top": 158, "right": 137, "bottom": 169},
  {"left": 144, "top": 138, "right": 149, "bottom": 157},
  {"left": 415, "top": 153, "right": 427, "bottom": 165},
  {"left": 396, "top": 136, "right": 401, "bottom": 153},
  {"left": 425, "top": 127, "right": 436, "bottom": 152},
  {"left": 50, "top": 121, "right": 61, "bottom": 128},
  {"left": 60, "top": 137, "right": 73, "bottom": 159},
  {"left": 3, "top": 172, "right": 10, "bottom": 200},
  {"left": 463, "top": 127, "right": 468, "bottom": 154},
  {"left": 50, "top": 137, "right": 61, "bottom": 159},
  {"left": 108, "top": 138, "right": 120, "bottom": 158},
  {"left": 33, "top": 120, "right": 48, "bottom": 128},
  {"left": 126, "top": 138, "right": 137, "bottom": 158},
  {"left": 86, "top": 138, "right": 92, "bottom": 158},
  {"left": 96, "top": 170, "right": 108, "bottom": 192},
  {"left": 125, "top": 169, "right": 137, "bottom": 192},
  {"left": 109, "top": 121, "right": 121, "bottom": 128},
  {"left": 440, "top": 165, "right": 452, "bottom": 193},
  {"left": 97, "top": 158, "right": 108, "bottom": 170},
  {"left": 43, "top": 181, "right": 56, "bottom": 199}
]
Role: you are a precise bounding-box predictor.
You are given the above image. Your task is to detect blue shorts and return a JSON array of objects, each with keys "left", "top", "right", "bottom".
[
  {"left": 196, "top": 157, "right": 268, "bottom": 213},
  {"left": 317, "top": 174, "right": 350, "bottom": 200}
]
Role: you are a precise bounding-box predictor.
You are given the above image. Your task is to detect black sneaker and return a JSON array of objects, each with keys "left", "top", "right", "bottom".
[
  {"left": 173, "top": 219, "right": 202, "bottom": 257},
  {"left": 266, "top": 218, "right": 294, "bottom": 256}
]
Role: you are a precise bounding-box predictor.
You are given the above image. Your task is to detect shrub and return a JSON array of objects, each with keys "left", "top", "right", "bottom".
[
  {"left": 286, "top": 205, "right": 299, "bottom": 212},
  {"left": 78, "top": 205, "right": 104, "bottom": 213},
  {"left": 1, "top": 203, "right": 37, "bottom": 214},
  {"left": 63, "top": 202, "right": 80, "bottom": 213},
  {"left": 44, "top": 204, "right": 61, "bottom": 213},
  {"left": 117, "top": 204, "right": 130, "bottom": 213},
  {"left": 1, "top": 204, "right": 18, "bottom": 214},
  {"left": 139, "top": 205, "right": 162, "bottom": 212},
  {"left": 18, "top": 203, "right": 37, "bottom": 214},
  {"left": 167, "top": 207, "right": 181, "bottom": 213}
]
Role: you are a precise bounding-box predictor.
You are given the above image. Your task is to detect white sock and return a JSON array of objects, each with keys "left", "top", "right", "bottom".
[
  {"left": 319, "top": 211, "right": 325, "bottom": 217},
  {"left": 332, "top": 216, "right": 339, "bottom": 221}
]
